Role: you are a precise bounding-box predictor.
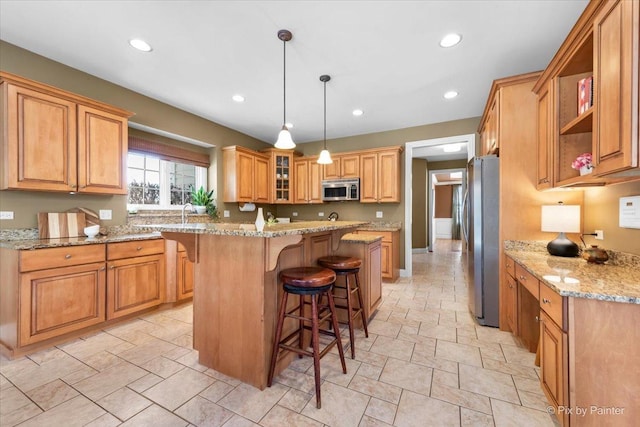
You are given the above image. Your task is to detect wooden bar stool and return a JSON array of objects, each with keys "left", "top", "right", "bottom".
[
  {"left": 317, "top": 256, "right": 369, "bottom": 359},
  {"left": 267, "top": 266, "right": 347, "bottom": 409}
]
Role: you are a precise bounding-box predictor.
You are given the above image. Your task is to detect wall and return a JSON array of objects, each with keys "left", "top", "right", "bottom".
[
  {"left": 582, "top": 181, "right": 640, "bottom": 255},
  {"left": 0, "top": 41, "right": 272, "bottom": 229},
  {"left": 411, "top": 159, "right": 428, "bottom": 248},
  {"left": 434, "top": 186, "right": 453, "bottom": 218}
]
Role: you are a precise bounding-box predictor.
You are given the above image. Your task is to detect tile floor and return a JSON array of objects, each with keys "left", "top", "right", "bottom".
[{"left": 1, "top": 240, "right": 559, "bottom": 426}]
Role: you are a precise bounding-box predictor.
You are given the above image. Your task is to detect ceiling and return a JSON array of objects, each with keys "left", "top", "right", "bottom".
[{"left": 0, "top": 1, "right": 588, "bottom": 147}]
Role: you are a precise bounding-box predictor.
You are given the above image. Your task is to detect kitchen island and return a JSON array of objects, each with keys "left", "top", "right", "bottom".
[{"left": 141, "top": 221, "right": 368, "bottom": 389}]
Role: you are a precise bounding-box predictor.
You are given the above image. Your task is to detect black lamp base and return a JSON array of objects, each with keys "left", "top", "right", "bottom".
[{"left": 547, "top": 232, "right": 579, "bottom": 257}]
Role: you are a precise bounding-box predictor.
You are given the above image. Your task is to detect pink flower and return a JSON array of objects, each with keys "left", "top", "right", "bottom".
[{"left": 572, "top": 153, "right": 592, "bottom": 170}]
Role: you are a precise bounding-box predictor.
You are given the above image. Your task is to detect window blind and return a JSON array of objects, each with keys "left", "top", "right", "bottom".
[{"left": 128, "top": 136, "right": 210, "bottom": 168}]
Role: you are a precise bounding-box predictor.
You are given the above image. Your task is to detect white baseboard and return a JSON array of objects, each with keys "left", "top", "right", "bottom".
[{"left": 412, "top": 248, "right": 428, "bottom": 254}]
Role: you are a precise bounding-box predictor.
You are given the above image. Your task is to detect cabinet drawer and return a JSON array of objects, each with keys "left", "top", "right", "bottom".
[
  {"left": 515, "top": 263, "right": 538, "bottom": 299},
  {"left": 356, "top": 230, "right": 392, "bottom": 242},
  {"left": 107, "top": 239, "right": 164, "bottom": 260},
  {"left": 540, "top": 283, "right": 565, "bottom": 330},
  {"left": 504, "top": 255, "right": 516, "bottom": 278},
  {"left": 20, "top": 244, "right": 105, "bottom": 272}
]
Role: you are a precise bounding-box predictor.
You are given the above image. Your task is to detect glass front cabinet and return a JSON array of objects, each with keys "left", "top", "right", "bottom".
[{"left": 262, "top": 148, "right": 295, "bottom": 204}]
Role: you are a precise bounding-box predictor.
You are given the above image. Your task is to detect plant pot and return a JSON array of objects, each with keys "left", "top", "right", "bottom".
[
  {"left": 194, "top": 206, "right": 207, "bottom": 214},
  {"left": 579, "top": 165, "right": 592, "bottom": 176}
]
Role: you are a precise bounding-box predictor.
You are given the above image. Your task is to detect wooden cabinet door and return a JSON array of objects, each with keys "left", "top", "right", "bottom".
[
  {"left": 540, "top": 311, "right": 568, "bottom": 426},
  {"left": 293, "top": 159, "right": 309, "bottom": 204},
  {"left": 235, "top": 151, "right": 255, "bottom": 202},
  {"left": 253, "top": 155, "right": 270, "bottom": 203},
  {"left": 19, "top": 262, "right": 106, "bottom": 346},
  {"left": 360, "top": 153, "right": 378, "bottom": 203},
  {"left": 323, "top": 157, "right": 341, "bottom": 180},
  {"left": 536, "top": 82, "right": 554, "bottom": 189},
  {"left": 77, "top": 105, "right": 127, "bottom": 194},
  {"left": 377, "top": 150, "right": 400, "bottom": 202},
  {"left": 177, "top": 251, "right": 194, "bottom": 300},
  {"left": 308, "top": 160, "right": 323, "bottom": 204},
  {"left": 272, "top": 152, "right": 293, "bottom": 203},
  {"left": 341, "top": 154, "right": 360, "bottom": 178},
  {"left": 380, "top": 241, "right": 391, "bottom": 279},
  {"left": 505, "top": 274, "right": 518, "bottom": 334},
  {"left": 593, "top": 0, "right": 639, "bottom": 175},
  {"left": 107, "top": 254, "right": 165, "bottom": 319},
  {"left": 3, "top": 83, "right": 77, "bottom": 192},
  {"left": 368, "top": 242, "right": 382, "bottom": 313}
]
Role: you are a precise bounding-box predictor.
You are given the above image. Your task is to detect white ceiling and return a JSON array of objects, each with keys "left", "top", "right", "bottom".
[{"left": 0, "top": 1, "right": 587, "bottom": 147}]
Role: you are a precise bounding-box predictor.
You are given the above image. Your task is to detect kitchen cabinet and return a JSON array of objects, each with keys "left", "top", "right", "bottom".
[
  {"left": 503, "top": 255, "right": 518, "bottom": 334},
  {"left": 293, "top": 156, "right": 323, "bottom": 204},
  {"left": 261, "top": 148, "right": 295, "bottom": 204},
  {"left": 323, "top": 154, "right": 360, "bottom": 180},
  {"left": 515, "top": 263, "right": 540, "bottom": 353},
  {"left": 353, "top": 230, "right": 399, "bottom": 281},
  {"left": 176, "top": 243, "right": 194, "bottom": 300},
  {"left": 360, "top": 147, "right": 402, "bottom": 203},
  {"left": 479, "top": 97, "right": 499, "bottom": 155},
  {"left": 106, "top": 239, "right": 165, "bottom": 320},
  {"left": 536, "top": 81, "right": 554, "bottom": 190},
  {"left": 533, "top": 0, "right": 639, "bottom": 187},
  {"left": 222, "top": 146, "right": 270, "bottom": 203},
  {"left": 540, "top": 309, "right": 568, "bottom": 427},
  {"left": 0, "top": 72, "right": 131, "bottom": 194}
]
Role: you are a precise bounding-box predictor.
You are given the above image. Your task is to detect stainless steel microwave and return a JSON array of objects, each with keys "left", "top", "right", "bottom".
[{"left": 321, "top": 178, "right": 359, "bottom": 201}]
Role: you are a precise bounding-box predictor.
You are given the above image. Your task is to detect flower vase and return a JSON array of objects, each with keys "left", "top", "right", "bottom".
[
  {"left": 255, "top": 207, "right": 265, "bottom": 232},
  {"left": 579, "top": 165, "right": 592, "bottom": 176}
]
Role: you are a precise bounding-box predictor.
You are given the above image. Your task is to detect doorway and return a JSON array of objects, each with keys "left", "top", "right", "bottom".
[
  {"left": 403, "top": 133, "right": 475, "bottom": 277},
  {"left": 428, "top": 168, "right": 465, "bottom": 252}
]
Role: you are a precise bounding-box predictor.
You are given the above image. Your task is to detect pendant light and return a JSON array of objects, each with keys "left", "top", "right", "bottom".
[
  {"left": 317, "top": 74, "right": 333, "bottom": 164},
  {"left": 274, "top": 29, "right": 295, "bottom": 149}
]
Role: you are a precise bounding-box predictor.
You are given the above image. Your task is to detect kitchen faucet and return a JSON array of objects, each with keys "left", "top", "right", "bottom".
[{"left": 182, "top": 203, "right": 193, "bottom": 224}]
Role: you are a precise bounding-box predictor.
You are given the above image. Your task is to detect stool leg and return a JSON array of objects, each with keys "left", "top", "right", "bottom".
[
  {"left": 327, "top": 290, "right": 347, "bottom": 374},
  {"left": 268, "top": 291, "right": 289, "bottom": 387},
  {"left": 354, "top": 272, "right": 369, "bottom": 338},
  {"left": 298, "top": 295, "right": 305, "bottom": 357},
  {"left": 311, "top": 294, "right": 322, "bottom": 409},
  {"left": 344, "top": 274, "right": 356, "bottom": 359}
]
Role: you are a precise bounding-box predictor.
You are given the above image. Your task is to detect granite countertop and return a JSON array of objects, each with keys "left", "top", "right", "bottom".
[
  {"left": 356, "top": 221, "right": 402, "bottom": 232},
  {"left": 1, "top": 232, "right": 163, "bottom": 250},
  {"left": 341, "top": 232, "right": 383, "bottom": 244},
  {"left": 136, "top": 220, "right": 369, "bottom": 238},
  {"left": 505, "top": 249, "right": 640, "bottom": 304}
]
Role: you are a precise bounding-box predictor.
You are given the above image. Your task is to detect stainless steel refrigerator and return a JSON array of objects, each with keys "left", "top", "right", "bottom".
[{"left": 462, "top": 155, "right": 499, "bottom": 327}]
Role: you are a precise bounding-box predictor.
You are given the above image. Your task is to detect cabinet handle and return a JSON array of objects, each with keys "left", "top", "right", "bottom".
[
  {"left": 110, "top": 265, "right": 116, "bottom": 269},
  {"left": 508, "top": 283, "right": 514, "bottom": 289},
  {"left": 535, "top": 316, "right": 540, "bottom": 322},
  {"left": 506, "top": 263, "right": 511, "bottom": 268},
  {"left": 519, "top": 275, "right": 526, "bottom": 281},
  {"left": 99, "top": 267, "right": 106, "bottom": 271},
  {"left": 136, "top": 246, "right": 143, "bottom": 251},
  {"left": 542, "top": 298, "right": 551, "bottom": 304},
  {"left": 64, "top": 254, "right": 72, "bottom": 259}
]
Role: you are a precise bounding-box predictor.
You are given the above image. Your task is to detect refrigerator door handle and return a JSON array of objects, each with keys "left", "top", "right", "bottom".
[{"left": 462, "top": 188, "right": 469, "bottom": 244}]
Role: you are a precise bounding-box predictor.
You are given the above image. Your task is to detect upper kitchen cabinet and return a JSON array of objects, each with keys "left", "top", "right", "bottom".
[
  {"left": 536, "top": 80, "right": 554, "bottom": 190},
  {"left": 533, "top": 0, "right": 639, "bottom": 187},
  {"left": 323, "top": 153, "right": 360, "bottom": 180},
  {"left": 360, "top": 147, "right": 402, "bottom": 203},
  {"left": 0, "top": 72, "right": 132, "bottom": 194},
  {"left": 261, "top": 148, "right": 296, "bottom": 204},
  {"left": 293, "top": 156, "right": 323, "bottom": 204},
  {"left": 479, "top": 97, "right": 499, "bottom": 156},
  {"left": 222, "top": 145, "right": 270, "bottom": 204}
]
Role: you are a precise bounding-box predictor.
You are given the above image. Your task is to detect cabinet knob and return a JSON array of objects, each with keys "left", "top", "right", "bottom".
[
  {"left": 535, "top": 316, "right": 540, "bottom": 322},
  {"left": 99, "top": 267, "right": 106, "bottom": 271},
  {"left": 64, "top": 254, "right": 72, "bottom": 259},
  {"left": 542, "top": 298, "right": 551, "bottom": 304},
  {"left": 110, "top": 265, "right": 116, "bottom": 269},
  {"left": 136, "top": 246, "right": 143, "bottom": 251},
  {"left": 519, "top": 275, "right": 526, "bottom": 281},
  {"left": 508, "top": 283, "right": 514, "bottom": 289}
]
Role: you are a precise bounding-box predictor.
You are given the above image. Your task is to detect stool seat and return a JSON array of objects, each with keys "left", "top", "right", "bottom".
[
  {"left": 280, "top": 266, "right": 336, "bottom": 288},
  {"left": 317, "top": 256, "right": 362, "bottom": 270}
]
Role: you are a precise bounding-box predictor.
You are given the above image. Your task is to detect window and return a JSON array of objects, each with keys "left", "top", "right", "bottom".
[{"left": 127, "top": 153, "right": 207, "bottom": 209}]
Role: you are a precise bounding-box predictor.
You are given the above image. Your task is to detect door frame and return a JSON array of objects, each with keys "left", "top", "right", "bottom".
[{"left": 428, "top": 168, "right": 466, "bottom": 250}]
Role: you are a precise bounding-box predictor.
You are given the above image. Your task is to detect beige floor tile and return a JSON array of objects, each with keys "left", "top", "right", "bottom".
[
  {"left": 0, "top": 374, "right": 10, "bottom": 391},
  {"left": 395, "top": 390, "right": 460, "bottom": 427},
  {"left": 435, "top": 340, "right": 483, "bottom": 367},
  {"left": 405, "top": 309, "right": 440, "bottom": 324},
  {"left": 518, "top": 389, "right": 551, "bottom": 412},
  {"left": 459, "top": 363, "right": 520, "bottom": 404},
  {"left": 261, "top": 404, "right": 323, "bottom": 427},
  {"left": 460, "top": 407, "right": 494, "bottom": 427},
  {"left": 3, "top": 353, "right": 86, "bottom": 392},
  {"left": 84, "top": 412, "right": 122, "bottom": 427},
  {"left": 369, "top": 335, "right": 415, "bottom": 361},
  {"left": 218, "top": 382, "right": 288, "bottom": 422},
  {"left": 127, "top": 372, "right": 164, "bottom": 393},
  {"left": 82, "top": 350, "right": 123, "bottom": 371},
  {"left": 430, "top": 382, "right": 492, "bottom": 414},
  {"left": 272, "top": 367, "right": 316, "bottom": 394},
  {"left": 513, "top": 375, "right": 545, "bottom": 396},
  {"left": 119, "top": 404, "right": 189, "bottom": 427},
  {"left": 432, "top": 368, "right": 459, "bottom": 388},
  {"left": 199, "top": 380, "right": 236, "bottom": 403},
  {"left": 491, "top": 398, "right": 557, "bottom": 427},
  {"left": 277, "top": 388, "right": 313, "bottom": 412},
  {"left": 349, "top": 374, "right": 402, "bottom": 404},
  {"left": 418, "top": 324, "right": 457, "bottom": 342},
  {"left": 174, "top": 395, "right": 235, "bottom": 426},
  {"left": 482, "top": 357, "right": 539, "bottom": 380},
  {"left": 175, "top": 349, "right": 209, "bottom": 372},
  {"left": 116, "top": 337, "right": 180, "bottom": 366},
  {"left": 58, "top": 332, "right": 127, "bottom": 360},
  {"left": 379, "top": 358, "right": 432, "bottom": 396},
  {"left": 0, "top": 401, "right": 42, "bottom": 427},
  {"left": 204, "top": 368, "right": 243, "bottom": 387},
  {"left": 221, "top": 414, "right": 260, "bottom": 427},
  {"left": 97, "top": 387, "right": 153, "bottom": 421},
  {"left": 301, "top": 381, "right": 370, "bottom": 427},
  {"left": 26, "top": 347, "right": 68, "bottom": 365},
  {"left": 25, "top": 378, "right": 79, "bottom": 411},
  {"left": 140, "top": 355, "right": 187, "bottom": 378},
  {"left": 364, "top": 396, "right": 397, "bottom": 424},
  {"left": 143, "top": 367, "right": 215, "bottom": 411},
  {"left": 367, "top": 319, "right": 401, "bottom": 338},
  {"left": 74, "top": 361, "right": 147, "bottom": 400},
  {"left": 354, "top": 349, "right": 388, "bottom": 368},
  {"left": 60, "top": 364, "right": 99, "bottom": 385},
  {"left": 501, "top": 343, "right": 537, "bottom": 367},
  {"left": 355, "top": 362, "right": 383, "bottom": 380},
  {"left": 17, "top": 395, "right": 105, "bottom": 427},
  {"left": 475, "top": 327, "right": 519, "bottom": 346},
  {"left": 1, "top": 386, "right": 33, "bottom": 415},
  {"left": 359, "top": 414, "right": 394, "bottom": 426}
]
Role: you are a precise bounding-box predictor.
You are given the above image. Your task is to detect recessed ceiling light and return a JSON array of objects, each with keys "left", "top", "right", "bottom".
[
  {"left": 444, "top": 91, "right": 458, "bottom": 99},
  {"left": 129, "top": 38, "right": 152, "bottom": 52},
  {"left": 352, "top": 109, "right": 364, "bottom": 117},
  {"left": 450, "top": 171, "right": 463, "bottom": 179},
  {"left": 285, "top": 122, "right": 293, "bottom": 129},
  {"left": 232, "top": 94, "right": 245, "bottom": 102},
  {"left": 443, "top": 144, "right": 461, "bottom": 152},
  {"left": 440, "top": 33, "right": 462, "bottom": 48}
]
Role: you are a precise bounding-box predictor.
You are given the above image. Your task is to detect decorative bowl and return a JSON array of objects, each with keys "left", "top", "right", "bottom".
[
  {"left": 582, "top": 245, "right": 608, "bottom": 264},
  {"left": 84, "top": 225, "right": 100, "bottom": 238}
]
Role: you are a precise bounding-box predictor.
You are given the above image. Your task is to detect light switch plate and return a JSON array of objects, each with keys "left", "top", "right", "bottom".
[
  {"left": 619, "top": 196, "right": 640, "bottom": 229},
  {"left": 99, "top": 209, "right": 112, "bottom": 220},
  {"left": 0, "top": 211, "right": 14, "bottom": 220},
  {"left": 318, "top": 212, "right": 325, "bottom": 217},
  {"left": 292, "top": 212, "right": 298, "bottom": 217},
  {"left": 223, "top": 210, "right": 230, "bottom": 218},
  {"left": 376, "top": 211, "right": 383, "bottom": 218}
]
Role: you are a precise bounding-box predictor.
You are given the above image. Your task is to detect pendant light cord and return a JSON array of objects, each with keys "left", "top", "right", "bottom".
[
  {"left": 323, "top": 79, "right": 327, "bottom": 149},
  {"left": 283, "top": 38, "right": 287, "bottom": 126}
]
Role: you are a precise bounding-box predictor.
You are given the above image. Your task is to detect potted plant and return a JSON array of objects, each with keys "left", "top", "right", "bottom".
[
  {"left": 571, "top": 152, "right": 593, "bottom": 176},
  {"left": 191, "top": 186, "right": 214, "bottom": 215}
]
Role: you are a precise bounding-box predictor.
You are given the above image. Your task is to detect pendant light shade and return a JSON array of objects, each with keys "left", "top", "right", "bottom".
[
  {"left": 274, "top": 30, "right": 296, "bottom": 149},
  {"left": 317, "top": 74, "right": 333, "bottom": 164}
]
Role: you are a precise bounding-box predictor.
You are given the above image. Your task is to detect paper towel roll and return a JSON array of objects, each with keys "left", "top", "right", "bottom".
[{"left": 238, "top": 203, "right": 256, "bottom": 212}]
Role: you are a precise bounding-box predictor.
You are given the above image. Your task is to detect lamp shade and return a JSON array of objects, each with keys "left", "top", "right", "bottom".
[
  {"left": 275, "top": 126, "right": 295, "bottom": 149},
  {"left": 541, "top": 205, "right": 580, "bottom": 233},
  {"left": 317, "top": 149, "right": 333, "bottom": 164}
]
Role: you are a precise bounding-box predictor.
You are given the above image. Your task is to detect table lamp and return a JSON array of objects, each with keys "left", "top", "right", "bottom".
[{"left": 541, "top": 203, "right": 581, "bottom": 257}]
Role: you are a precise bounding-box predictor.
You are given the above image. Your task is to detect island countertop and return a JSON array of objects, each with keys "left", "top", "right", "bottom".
[{"left": 136, "top": 220, "right": 369, "bottom": 237}]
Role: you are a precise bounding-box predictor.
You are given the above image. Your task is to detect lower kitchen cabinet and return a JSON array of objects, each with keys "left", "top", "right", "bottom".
[
  {"left": 353, "top": 230, "right": 399, "bottom": 281},
  {"left": 176, "top": 243, "right": 194, "bottom": 300},
  {"left": 540, "top": 310, "right": 568, "bottom": 427},
  {"left": 106, "top": 240, "right": 165, "bottom": 319}
]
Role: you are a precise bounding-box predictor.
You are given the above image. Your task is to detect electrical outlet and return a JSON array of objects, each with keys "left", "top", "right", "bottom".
[
  {"left": 376, "top": 211, "right": 383, "bottom": 218},
  {"left": 0, "top": 211, "right": 14, "bottom": 220},
  {"left": 292, "top": 212, "right": 298, "bottom": 217},
  {"left": 595, "top": 229, "right": 604, "bottom": 240},
  {"left": 223, "top": 210, "right": 230, "bottom": 218},
  {"left": 318, "top": 212, "right": 325, "bottom": 217},
  {"left": 99, "top": 209, "right": 112, "bottom": 220}
]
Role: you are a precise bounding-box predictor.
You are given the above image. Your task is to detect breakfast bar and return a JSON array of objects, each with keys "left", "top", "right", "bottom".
[{"left": 143, "top": 221, "right": 367, "bottom": 389}]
